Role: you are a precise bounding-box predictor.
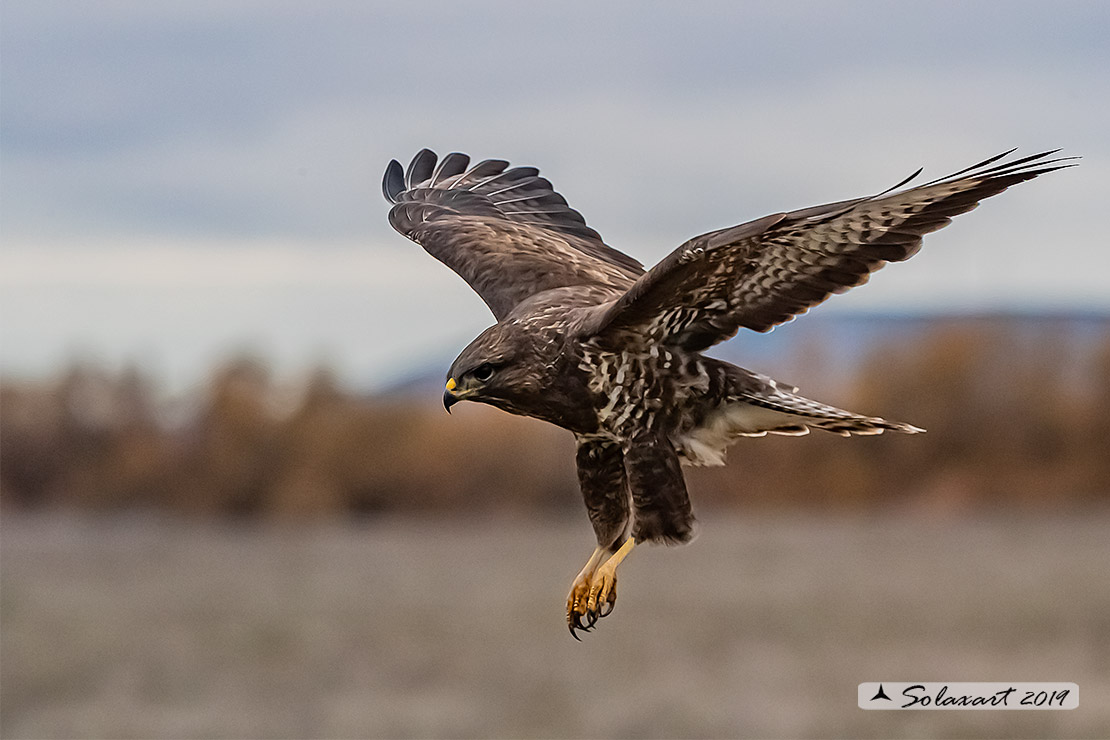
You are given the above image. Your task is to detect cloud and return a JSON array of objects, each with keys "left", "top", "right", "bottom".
[
  {"left": 1, "top": 1, "right": 1107, "bottom": 386},
  {"left": 0, "top": 239, "right": 492, "bottom": 390}
]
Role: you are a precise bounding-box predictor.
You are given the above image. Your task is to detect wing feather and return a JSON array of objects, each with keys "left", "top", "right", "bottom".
[
  {"left": 404, "top": 149, "right": 437, "bottom": 189},
  {"left": 384, "top": 149, "right": 643, "bottom": 320},
  {"left": 428, "top": 151, "right": 470, "bottom": 187},
  {"left": 583, "top": 150, "right": 1074, "bottom": 349}
]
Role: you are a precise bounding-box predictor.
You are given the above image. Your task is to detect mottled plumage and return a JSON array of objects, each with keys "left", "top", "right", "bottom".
[{"left": 383, "top": 148, "right": 1071, "bottom": 637}]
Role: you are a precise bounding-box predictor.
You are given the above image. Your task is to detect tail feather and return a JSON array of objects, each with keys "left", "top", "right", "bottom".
[
  {"left": 674, "top": 383, "right": 922, "bottom": 466},
  {"left": 674, "top": 365, "right": 922, "bottom": 466},
  {"left": 740, "top": 388, "right": 925, "bottom": 437}
]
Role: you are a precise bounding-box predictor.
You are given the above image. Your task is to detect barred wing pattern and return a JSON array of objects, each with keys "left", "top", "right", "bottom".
[
  {"left": 584, "top": 150, "right": 1074, "bottom": 350},
  {"left": 385, "top": 149, "right": 643, "bottom": 320}
]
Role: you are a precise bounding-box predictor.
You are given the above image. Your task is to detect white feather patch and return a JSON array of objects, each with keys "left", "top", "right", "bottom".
[{"left": 674, "top": 402, "right": 807, "bottom": 466}]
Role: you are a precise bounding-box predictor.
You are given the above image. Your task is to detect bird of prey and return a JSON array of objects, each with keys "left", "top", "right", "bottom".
[{"left": 382, "top": 147, "right": 1070, "bottom": 638}]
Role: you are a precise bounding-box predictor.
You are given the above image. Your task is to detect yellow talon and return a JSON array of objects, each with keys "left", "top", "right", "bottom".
[{"left": 566, "top": 538, "right": 635, "bottom": 638}]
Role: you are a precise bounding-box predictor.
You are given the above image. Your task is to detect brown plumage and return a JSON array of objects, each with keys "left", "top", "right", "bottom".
[{"left": 383, "top": 147, "right": 1073, "bottom": 637}]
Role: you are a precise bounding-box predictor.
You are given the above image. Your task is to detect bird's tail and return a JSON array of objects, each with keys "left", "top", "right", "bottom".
[
  {"left": 674, "top": 366, "right": 922, "bottom": 466},
  {"left": 676, "top": 388, "right": 923, "bottom": 466},
  {"left": 734, "top": 387, "right": 924, "bottom": 437}
]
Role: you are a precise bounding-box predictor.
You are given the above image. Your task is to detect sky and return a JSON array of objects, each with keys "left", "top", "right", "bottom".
[{"left": 1, "top": 1, "right": 1107, "bottom": 393}]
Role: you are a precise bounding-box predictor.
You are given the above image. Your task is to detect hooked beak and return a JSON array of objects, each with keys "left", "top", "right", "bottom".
[{"left": 443, "top": 377, "right": 458, "bottom": 413}]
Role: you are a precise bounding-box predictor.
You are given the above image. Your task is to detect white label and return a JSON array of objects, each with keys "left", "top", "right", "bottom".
[{"left": 858, "top": 683, "right": 1078, "bottom": 710}]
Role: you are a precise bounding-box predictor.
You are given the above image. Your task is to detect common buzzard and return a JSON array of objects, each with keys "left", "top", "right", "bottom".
[{"left": 382, "top": 148, "right": 1069, "bottom": 638}]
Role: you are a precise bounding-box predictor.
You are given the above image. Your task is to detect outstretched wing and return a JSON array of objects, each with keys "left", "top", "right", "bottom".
[
  {"left": 384, "top": 149, "right": 643, "bottom": 320},
  {"left": 582, "top": 150, "right": 1074, "bottom": 350}
]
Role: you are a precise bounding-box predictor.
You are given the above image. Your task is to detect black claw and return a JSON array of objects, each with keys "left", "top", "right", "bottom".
[
  {"left": 598, "top": 600, "right": 615, "bottom": 619},
  {"left": 586, "top": 608, "right": 599, "bottom": 628},
  {"left": 569, "top": 609, "right": 594, "bottom": 640}
]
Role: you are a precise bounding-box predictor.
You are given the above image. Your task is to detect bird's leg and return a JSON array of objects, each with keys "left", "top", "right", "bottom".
[
  {"left": 566, "top": 546, "right": 606, "bottom": 637},
  {"left": 586, "top": 537, "right": 634, "bottom": 616},
  {"left": 566, "top": 538, "right": 636, "bottom": 638}
]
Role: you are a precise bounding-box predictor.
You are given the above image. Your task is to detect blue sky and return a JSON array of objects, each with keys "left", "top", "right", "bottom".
[{"left": 2, "top": 1, "right": 1107, "bottom": 392}]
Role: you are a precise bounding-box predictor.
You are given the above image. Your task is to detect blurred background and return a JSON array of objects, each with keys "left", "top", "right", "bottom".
[{"left": 1, "top": 2, "right": 1108, "bottom": 738}]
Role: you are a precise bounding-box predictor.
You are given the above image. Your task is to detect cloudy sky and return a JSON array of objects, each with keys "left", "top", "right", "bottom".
[{"left": 2, "top": 1, "right": 1107, "bottom": 392}]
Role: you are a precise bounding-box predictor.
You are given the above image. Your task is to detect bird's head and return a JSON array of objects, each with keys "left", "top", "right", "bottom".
[{"left": 442, "top": 322, "right": 550, "bottom": 415}]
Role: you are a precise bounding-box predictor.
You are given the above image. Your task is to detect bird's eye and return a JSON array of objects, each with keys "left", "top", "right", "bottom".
[{"left": 473, "top": 363, "right": 495, "bottom": 381}]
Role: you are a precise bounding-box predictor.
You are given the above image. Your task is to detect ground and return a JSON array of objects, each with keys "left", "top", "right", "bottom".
[{"left": 2, "top": 510, "right": 1108, "bottom": 739}]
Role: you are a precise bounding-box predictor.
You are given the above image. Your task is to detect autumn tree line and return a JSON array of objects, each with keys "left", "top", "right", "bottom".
[{"left": 2, "top": 317, "right": 1108, "bottom": 519}]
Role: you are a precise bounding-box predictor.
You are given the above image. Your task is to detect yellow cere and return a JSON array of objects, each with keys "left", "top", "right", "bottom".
[{"left": 445, "top": 378, "right": 457, "bottom": 391}]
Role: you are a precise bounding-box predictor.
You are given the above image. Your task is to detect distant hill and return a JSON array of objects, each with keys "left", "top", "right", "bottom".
[{"left": 5, "top": 309, "right": 1106, "bottom": 517}]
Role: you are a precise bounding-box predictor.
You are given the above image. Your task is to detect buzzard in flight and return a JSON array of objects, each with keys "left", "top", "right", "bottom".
[{"left": 383, "top": 148, "right": 1069, "bottom": 638}]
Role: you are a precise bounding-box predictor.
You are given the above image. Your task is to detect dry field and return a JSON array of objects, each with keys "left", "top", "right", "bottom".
[{"left": 2, "top": 511, "right": 1108, "bottom": 739}]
